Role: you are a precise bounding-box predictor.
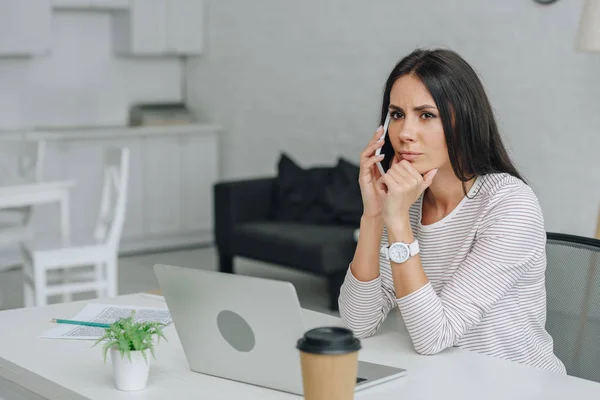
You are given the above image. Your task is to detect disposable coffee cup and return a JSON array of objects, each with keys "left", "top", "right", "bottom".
[{"left": 296, "top": 327, "right": 361, "bottom": 400}]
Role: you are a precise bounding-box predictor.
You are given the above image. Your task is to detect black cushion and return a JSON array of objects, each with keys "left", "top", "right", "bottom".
[
  {"left": 273, "top": 153, "right": 362, "bottom": 226},
  {"left": 232, "top": 222, "right": 356, "bottom": 275},
  {"left": 324, "top": 158, "right": 362, "bottom": 226},
  {"left": 273, "top": 153, "right": 334, "bottom": 224}
]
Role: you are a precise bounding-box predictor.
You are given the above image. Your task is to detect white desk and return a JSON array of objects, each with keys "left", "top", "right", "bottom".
[
  {"left": 0, "top": 293, "right": 599, "bottom": 400},
  {"left": 0, "top": 180, "right": 74, "bottom": 244}
]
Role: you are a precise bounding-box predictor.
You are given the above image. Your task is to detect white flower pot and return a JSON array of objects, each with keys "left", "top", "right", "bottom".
[{"left": 110, "top": 347, "right": 151, "bottom": 391}]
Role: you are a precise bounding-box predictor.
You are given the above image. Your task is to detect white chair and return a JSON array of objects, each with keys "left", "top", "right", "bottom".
[
  {"left": 20, "top": 147, "right": 129, "bottom": 307},
  {"left": 0, "top": 140, "right": 45, "bottom": 309},
  {"left": 0, "top": 140, "right": 46, "bottom": 247}
]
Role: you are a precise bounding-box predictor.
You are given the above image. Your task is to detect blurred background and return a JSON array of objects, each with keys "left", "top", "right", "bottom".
[{"left": 0, "top": 0, "right": 599, "bottom": 316}]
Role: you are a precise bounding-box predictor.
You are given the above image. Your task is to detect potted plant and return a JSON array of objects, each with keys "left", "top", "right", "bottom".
[{"left": 94, "top": 311, "right": 167, "bottom": 391}]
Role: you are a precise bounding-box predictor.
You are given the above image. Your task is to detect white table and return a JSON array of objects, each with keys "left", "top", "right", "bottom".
[
  {"left": 1, "top": 293, "right": 600, "bottom": 400},
  {"left": 0, "top": 180, "right": 74, "bottom": 244}
]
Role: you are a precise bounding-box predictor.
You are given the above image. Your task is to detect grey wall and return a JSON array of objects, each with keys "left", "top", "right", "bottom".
[
  {"left": 185, "top": 0, "right": 600, "bottom": 237},
  {"left": 0, "top": 10, "right": 182, "bottom": 130}
]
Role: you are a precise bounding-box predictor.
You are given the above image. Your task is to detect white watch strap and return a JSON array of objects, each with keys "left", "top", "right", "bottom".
[
  {"left": 380, "top": 240, "right": 420, "bottom": 259},
  {"left": 408, "top": 240, "right": 420, "bottom": 256},
  {"left": 380, "top": 246, "right": 388, "bottom": 258}
]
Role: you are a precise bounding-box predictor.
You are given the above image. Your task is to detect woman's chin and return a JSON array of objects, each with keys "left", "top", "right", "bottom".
[
  {"left": 413, "top": 161, "right": 445, "bottom": 176},
  {"left": 410, "top": 162, "right": 429, "bottom": 175},
  {"left": 397, "top": 157, "right": 441, "bottom": 176}
]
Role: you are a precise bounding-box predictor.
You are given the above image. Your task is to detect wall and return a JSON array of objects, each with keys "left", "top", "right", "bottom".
[
  {"left": 0, "top": 9, "right": 182, "bottom": 130},
  {"left": 185, "top": 0, "right": 600, "bottom": 237}
]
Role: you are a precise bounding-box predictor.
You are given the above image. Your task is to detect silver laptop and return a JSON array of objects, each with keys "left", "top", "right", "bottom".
[{"left": 153, "top": 264, "right": 406, "bottom": 396}]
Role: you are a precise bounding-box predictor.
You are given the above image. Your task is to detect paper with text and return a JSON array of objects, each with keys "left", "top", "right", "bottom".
[{"left": 39, "top": 303, "right": 172, "bottom": 340}]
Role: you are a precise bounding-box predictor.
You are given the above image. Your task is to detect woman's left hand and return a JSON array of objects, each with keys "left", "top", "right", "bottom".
[{"left": 378, "top": 156, "right": 438, "bottom": 227}]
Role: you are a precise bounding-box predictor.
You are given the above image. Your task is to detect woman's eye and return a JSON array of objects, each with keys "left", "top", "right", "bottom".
[
  {"left": 421, "top": 112, "right": 436, "bottom": 120},
  {"left": 390, "top": 111, "right": 404, "bottom": 120}
]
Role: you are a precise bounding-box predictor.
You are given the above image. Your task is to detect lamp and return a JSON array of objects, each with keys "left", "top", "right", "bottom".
[{"left": 577, "top": 0, "right": 600, "bottom": 51}]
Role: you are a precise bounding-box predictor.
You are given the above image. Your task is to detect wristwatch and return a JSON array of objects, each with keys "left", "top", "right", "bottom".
[{"left": 380, "top": 240, "right": 420, "bottom": 264}]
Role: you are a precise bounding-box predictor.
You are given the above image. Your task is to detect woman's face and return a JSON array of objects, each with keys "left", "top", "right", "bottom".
[{"left": 387, "top": 74, "right": 450, "bottom": 175}]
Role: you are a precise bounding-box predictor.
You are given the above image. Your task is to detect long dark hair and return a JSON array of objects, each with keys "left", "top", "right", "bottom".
[{"left": 379, "top": 48, "right": 524, "bottom": 183}]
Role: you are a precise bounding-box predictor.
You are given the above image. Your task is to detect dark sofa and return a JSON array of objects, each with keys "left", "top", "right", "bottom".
[{"left": 213, "top": 154, "right": 362, "bottom": 310}]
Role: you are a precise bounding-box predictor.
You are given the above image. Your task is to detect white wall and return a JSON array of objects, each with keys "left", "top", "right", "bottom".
[
  {"left": 185, "top": 0, "right": 600, "bottom": 237},
  {"left": 0, "top": 9, "right": 182, "bottom": 130}
]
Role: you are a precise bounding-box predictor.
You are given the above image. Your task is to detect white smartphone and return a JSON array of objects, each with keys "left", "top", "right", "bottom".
[{"left": 375, "top": 113, "right": 391, "bottom": 176}]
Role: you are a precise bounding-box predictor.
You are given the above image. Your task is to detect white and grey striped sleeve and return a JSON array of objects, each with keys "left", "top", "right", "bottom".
[
  {"left": 337, "top": 265, "right": 397, "bottom": 339},
  {"left": 397, "top": 187, "right": 547, "bottom": 355}
]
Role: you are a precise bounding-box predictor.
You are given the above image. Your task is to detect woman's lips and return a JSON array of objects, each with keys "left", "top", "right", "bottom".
[{"left": 399, "top": 152, "right": 422, "bottom": 161}]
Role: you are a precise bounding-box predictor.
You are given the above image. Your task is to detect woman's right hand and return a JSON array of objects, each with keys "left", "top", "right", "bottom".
[{"left": 359, "top": 126, "right": 386, "bottom": 218}]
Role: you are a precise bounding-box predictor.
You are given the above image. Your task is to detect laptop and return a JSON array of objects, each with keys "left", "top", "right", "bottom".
[{"left": 153, "top": 264, "right": 406, "bottom": 396}]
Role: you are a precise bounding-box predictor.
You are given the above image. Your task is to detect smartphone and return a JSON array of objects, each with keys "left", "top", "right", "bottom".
[{"left": 375, "top": 113, "right": 394, "bottom": 175}]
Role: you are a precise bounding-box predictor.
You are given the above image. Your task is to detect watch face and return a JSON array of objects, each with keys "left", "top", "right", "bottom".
[{"left": 389, "top": 243, "right": 410, "bottom": 263}]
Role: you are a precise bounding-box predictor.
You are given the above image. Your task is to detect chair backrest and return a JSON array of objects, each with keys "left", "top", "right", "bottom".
[
  {"left": 17, "top": 140, "right": 45, "bottom": 183},
  {"left": 93, "top": 147, "right": 130, "bottom": 248},
  {"left": 545, "top": 233, "right": 600, "bottom": 382}
]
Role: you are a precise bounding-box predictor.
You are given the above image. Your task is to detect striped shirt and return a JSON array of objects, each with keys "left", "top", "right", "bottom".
[{"left": 339, "top": 173, "right": 566, "bottom": 374}]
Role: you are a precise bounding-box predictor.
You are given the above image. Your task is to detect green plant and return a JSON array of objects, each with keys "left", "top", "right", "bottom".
[{"left": 94, "top": 310, "right": 167, "bottom": 364}]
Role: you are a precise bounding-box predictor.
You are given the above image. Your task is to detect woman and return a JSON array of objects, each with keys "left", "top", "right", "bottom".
[{"left": 338, "top": 48, "right": 566, "bottom": 374}]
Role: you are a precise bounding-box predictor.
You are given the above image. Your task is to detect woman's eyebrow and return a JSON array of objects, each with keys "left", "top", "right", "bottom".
[{"left": 389, "top": 104, "right": 437, "bottom": 112}]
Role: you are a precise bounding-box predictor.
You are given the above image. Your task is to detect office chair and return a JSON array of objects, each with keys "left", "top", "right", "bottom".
[{"left": 545, "top": 232, "right": 600, "bottom": 382}]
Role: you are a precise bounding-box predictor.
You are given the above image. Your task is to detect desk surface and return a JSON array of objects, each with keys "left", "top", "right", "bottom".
[{"left": 1, "top": 293, "right": 599, "bottom": 400}]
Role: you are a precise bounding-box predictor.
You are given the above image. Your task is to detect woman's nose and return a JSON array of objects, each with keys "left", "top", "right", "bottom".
[{"left": 398, "top": 122, "right": 417, "bottom": 142}]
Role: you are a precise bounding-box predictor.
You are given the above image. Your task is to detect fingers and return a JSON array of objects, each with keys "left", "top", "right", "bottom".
[
  {"left": 398, "top": 159, "right": 422, "bottom": 182},
  {"left": 359, "top": 154, "right": 384, "bottom": 180},
  {"left": 388, "top": 159, "right": 439, "bottom": 193},
  {"left": 376, "top": 176, "right": 388, "bottom": 195},
  {"left": 365, "top": 137, "right": 385, "bottom": 158},
  {"left": 372, "top": 125, "right": 385, "bottom": 142},
  {"left": 383, "top": 165, "right": 401, "bottom": 184},
  {"left": 383, "top": 155, "right": 401, "bottom": 182},
  {"left": 395, "top": 160, "right": 438, "bottom": 191},
  {"left": 387, "top": 160, "right": 418, "bottom": 187},
  {"left": 421, "top": 169, "right": 439, "bottom": 190},
  {"left": 390, "top": 153, "right": 401, "bottom": 169},
  {"left": 360, "top": 131, "right": 385, "bottom": 162},
  {"left": 380, "top": 170, "right": 399, "bottom": 191},
  {"left": 359, "top": 127, "right": 386, "bottom": 181}
]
